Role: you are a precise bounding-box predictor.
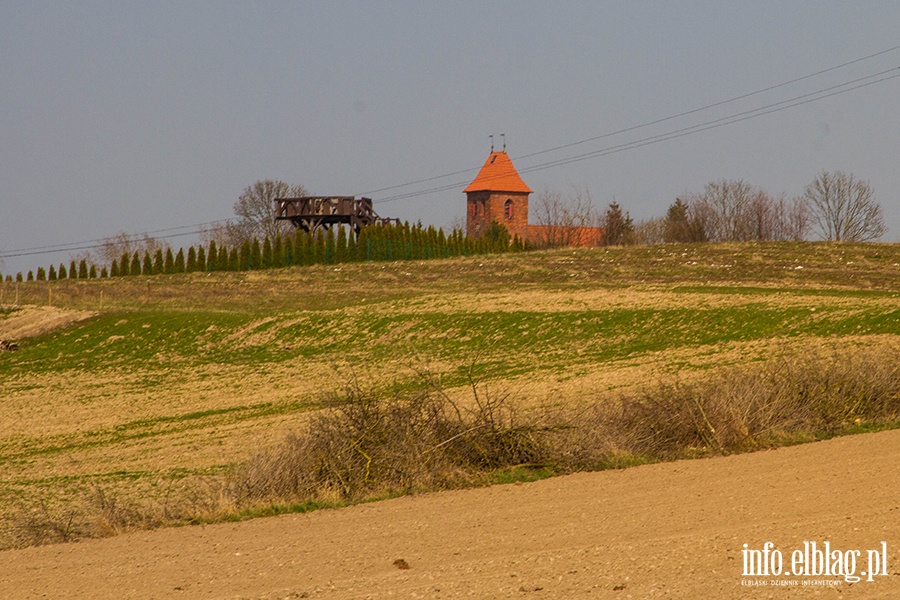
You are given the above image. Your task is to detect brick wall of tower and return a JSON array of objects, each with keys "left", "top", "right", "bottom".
[{"left": 466, "top": 191, "right": 530, "bottom": 241}]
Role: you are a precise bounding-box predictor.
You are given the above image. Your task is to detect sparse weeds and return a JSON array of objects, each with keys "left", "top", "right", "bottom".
[
  {"left": 3, "top": 242, "right": 899, "bottom": 551},
  {"left": 226, "top": 342, "right": 900, "bottom": 514},
  {"left": 7, "top": 499, "right": 83, "bottom": 547},
  {"left": 4, "top": 342, "right": 899, "bottom": 549}
]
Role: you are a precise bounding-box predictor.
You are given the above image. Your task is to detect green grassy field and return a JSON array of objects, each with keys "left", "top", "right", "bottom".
[{"left": 0, "top": 241, "right": 897, "bottom": 547}]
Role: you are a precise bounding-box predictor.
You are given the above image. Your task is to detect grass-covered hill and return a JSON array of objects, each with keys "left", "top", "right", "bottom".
[{"left": 0, "top": 241, "right": 898, "bottom": 548}]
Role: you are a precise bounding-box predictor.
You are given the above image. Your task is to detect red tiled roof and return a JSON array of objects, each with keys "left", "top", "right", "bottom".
[{"left": 463, "top": 152, "right": 533, "bottom": 194}]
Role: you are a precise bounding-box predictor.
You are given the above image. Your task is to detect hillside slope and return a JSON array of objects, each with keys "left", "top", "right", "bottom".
[{"left": 1, "top": 242, "right": 898, "bottom": 553}]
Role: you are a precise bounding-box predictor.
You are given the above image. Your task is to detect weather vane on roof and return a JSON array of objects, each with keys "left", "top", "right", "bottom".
[
  {"left": 489, "top": 134, "right": 494, "bottom": 152},
  {"left": 501, "top": 133, "right": 506, "bottom": 152}
]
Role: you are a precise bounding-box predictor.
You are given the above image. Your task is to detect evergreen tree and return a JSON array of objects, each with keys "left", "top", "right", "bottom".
[
  {"left": 206, "top": 240, "right": 217, "bottom": 272},
  {"left": 60, "top": 263, "right": 69, "bottom": 279},
  {"left": 36, "top": 267, "right": 46, "bottom": 281},
  {"left": 100, "top": 267, "right": 109, "bottom": 278},
  {"left": 486, "top": 221, "right": 511, "bottom": 252},
  {"left": 118, "top": 253, "right": 130, "bottom": 277},
  {"left": 143, "top": 252, "right": 152, "bottom": 275},
  {"left": 48, "top": 265, "right": 57, "bottom": 281},
  {"left": 228, "top": 247, "right": 239, "bottom": 270},
  {"left": 250, "top": 238, "right": 262, "bottom": 269},
  {"left": 357, "top": 226, "right": 371, "bottom": 261},
  {"left": 304, "top": 231, "right": 316, "bottom": 264},
  {"left": 601, "top": 202, "right": 635, "bottom": 246},
  {"left": 347, "top": 227, "right": 357, "bottom": 262},
  {"left": 261, "top": 236, "right": 273, "bottom": 269},
  {"left": 335, "top": 226, "right": 348, "bottom": 263},
  {"left": 219, "top": 245, "right": 230, "bottom": 271},
  {"left": 664, "top": 198, "right": 706, "bottom": 243},
  {"left": 196, "top": 245, "right": 206, "bottom": 272},
  {"left": 239, "top": 240, "right": 251, "bottom": 270},
  {"left": 313, "top": 231, "right": 326, "bottom": 264},
  {"left": 27, "top": 271, "right": 34, "bottom": 281},
  {"left": 272, "top": 233, "right": 284, "bottom": 268},
  {"left": 89, "top": 264, "right": 97, "bottom": 278},
  {"left": 130, "top": 252, "right": 142, "bottom": 275},
  {"left": 293, "top": 230, "right": 307, "bottom": 266},
  {"left": 78, "top": 259, "right": 89, "bottom": 279},
  {"left": 174, "top": 248, "right": 185, "bottom": 273},
  {"left": 283, "top": 238, "right": 293, "bottom": 267},
  {"left": 325, "top": 227, "right": 337, "bottom": 265},
  {"left": 153, "top": 249, "right": 164, "bottom": 275},
  {"left": 186, "top": 246, "right": 197, "bottom": 272},
  {"left": 70, "top": 260, "right": 78, "bottom": 279},
  {"left": 164, "top": 248, "right": 175, "bottom": 274}
]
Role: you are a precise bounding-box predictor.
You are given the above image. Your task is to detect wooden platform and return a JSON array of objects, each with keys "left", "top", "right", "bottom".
[{"left": 275, "top": 196, "right": 399, "bottom": 236}]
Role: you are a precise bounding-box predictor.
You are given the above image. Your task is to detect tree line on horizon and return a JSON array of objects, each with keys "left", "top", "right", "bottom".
[
  {"left": 1, "top": 170, "right": 888, "bottom": 284},
  {"left": 1, "top": 221, "right": 520, "bottom": 283},
  {"left": 557, "top": 169, "right": 887, "bottom": 246}
]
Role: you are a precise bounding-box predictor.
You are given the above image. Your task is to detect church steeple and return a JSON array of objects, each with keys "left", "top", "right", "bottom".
[
  {"left": 464, "top": 149, "right": 532, "bottom": 241},
  {"left": 463, "top": 151, "right": 532, "bottom": 195}
]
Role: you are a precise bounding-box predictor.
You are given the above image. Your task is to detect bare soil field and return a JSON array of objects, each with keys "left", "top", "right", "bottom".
[{"left": 1, "top": 427, "right": 898, "bottom": 599}]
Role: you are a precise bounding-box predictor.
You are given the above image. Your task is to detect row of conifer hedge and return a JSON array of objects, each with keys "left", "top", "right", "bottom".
[{"left": 3, "top": 222, "right": 522, "bottom": 283}]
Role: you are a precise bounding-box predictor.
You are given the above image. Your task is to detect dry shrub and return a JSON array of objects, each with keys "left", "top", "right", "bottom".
[
  {"left": 229, "top": 381, "right": 553, "bottom": 506},
  {"left": 583, "top": 343, "right": 900, "bottom": 460},
  {"left": 230, "top": 344, "right": 900, "bottom": 510},
  {"left": 6, "top": 499, "right": 84, "bottom": 547},
  {"left": 84, "top": 486, "right": 164, "bottom": 537},
  {"left": 7, "top": 343, "right": 897, "bottom": 548}
]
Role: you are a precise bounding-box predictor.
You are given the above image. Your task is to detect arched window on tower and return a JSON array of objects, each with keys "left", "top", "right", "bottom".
[
  {"left": 504, "top": 199, "right": 514, "bottom": 220},
  {"left": 471, "top": 202, "right": 477, "bottom": 218}
]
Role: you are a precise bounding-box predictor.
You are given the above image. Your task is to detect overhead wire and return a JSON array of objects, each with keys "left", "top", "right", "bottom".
[
  {"left": 373, "top": 66, "right": 900, "bottom": 204},
  {"left": 358, "top": 44, "right": 900, "bottom": 197},
  {"left": 3, "top": 45, "right": 899, "bottom": 263}
]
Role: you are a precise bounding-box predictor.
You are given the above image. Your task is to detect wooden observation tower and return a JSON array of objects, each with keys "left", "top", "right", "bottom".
[{"left": 275, "top": 196, "right": 399, "bottom": 237}]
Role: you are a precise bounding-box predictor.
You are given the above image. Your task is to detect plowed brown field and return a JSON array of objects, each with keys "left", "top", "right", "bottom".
[{"left": 2, "top": 428, "right": 897, "bottom": 599}]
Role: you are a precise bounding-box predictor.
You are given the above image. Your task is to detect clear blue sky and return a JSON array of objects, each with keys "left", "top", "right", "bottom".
[{"left": 2, "top": 2, "right": 899, "bottom": 276}]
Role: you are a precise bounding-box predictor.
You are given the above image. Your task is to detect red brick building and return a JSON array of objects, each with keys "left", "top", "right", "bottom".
[
  {"left": 464, "top": 151, "right": 533, "bottom": 242},
  {"left": 463, "top": 150, "right": 602, "bottom": 247}
]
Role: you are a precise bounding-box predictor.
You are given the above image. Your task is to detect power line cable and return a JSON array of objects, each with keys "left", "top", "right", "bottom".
[
  {"left": 514, "top": 44, "right": 900, "bottom": 162},
  {"left": 358, "top": 44, "right": 900, "bottom": 196},
  {"left": 3, "top": 46, "right": 899, "bottom": 262},
  {"left": 4, "top": 220, "right": 230, "bottom": 256},
  {"left": 0, "top": 230, "right": 211, "bottom": 260},
  {"left": 373, "top": 67, "right": 900, "bottom": 204},
  {"left": 518, "top": 68, "right": 900, "bottom": 174}
]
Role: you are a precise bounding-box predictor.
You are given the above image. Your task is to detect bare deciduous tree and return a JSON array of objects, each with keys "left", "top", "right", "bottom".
[
  {"left": 96, "top": 232, "right": 165, "bottom": 267},
  {"left": 199, "top": 220, "right": 253, "bottom": 249},
  {"left": 532, "top": 187, "right": 597, "bottom": 247},
  {"left": 632, "top": 217, "right": 666, "bottom": 245},
  {"left": 676, "top": 180, "right": 812, "bottom": 242},
  {"left": 804, "top": 171, "right": 886, "bottom": 241},
  {"left": 234, "top": 179, "right": 309, "bottom": 242}
]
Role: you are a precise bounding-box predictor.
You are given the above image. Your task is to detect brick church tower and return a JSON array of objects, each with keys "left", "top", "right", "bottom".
[{"left": 463, "top": 150, "right": 533, "bottom": 241}]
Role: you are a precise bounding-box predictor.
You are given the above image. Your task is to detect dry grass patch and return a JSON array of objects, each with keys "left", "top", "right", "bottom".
[
  {"left": 0, "top": 306, "right": 95, "bottom": 340},
  {"left": 3, "top": 342, "right": 898, "bottom": 549},
  {"left": 226, "top": 341, "right": 900, "bottom": 513}
]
